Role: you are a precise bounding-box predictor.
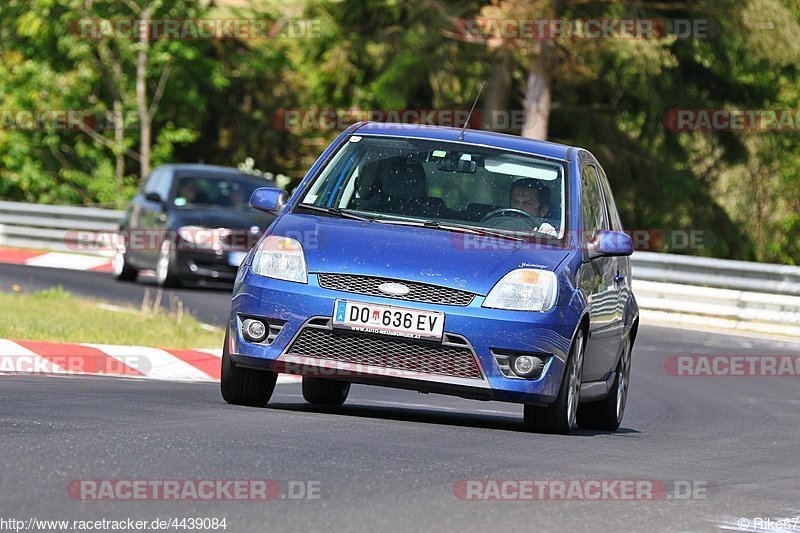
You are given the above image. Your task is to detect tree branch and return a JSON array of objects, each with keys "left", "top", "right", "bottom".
[
  {"left": 75, "top": 122, "right": 142, "bottom": 162},
  {"left": 120, "top": 0, "right": 142, "bottom": 16},
  {"left": 147, "top": 62, "right": 172, "bottom": 120}
]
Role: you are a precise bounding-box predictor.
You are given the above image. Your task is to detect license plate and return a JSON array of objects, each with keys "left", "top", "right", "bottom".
[
  {"left": 332, "top": 300, "right": 445, "bottom": 341},
  {"left": 228, "top": 252, "right": 247, "bottom": 266}
]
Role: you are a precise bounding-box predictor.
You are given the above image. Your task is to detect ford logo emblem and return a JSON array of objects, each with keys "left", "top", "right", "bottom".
[{"left": 378, "top": 282, "right": 411, "bottom": 296}]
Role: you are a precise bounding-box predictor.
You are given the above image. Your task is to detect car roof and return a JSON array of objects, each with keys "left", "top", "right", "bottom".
[
  {"left": 159, "top": 164, "right": 262, "bottom": 178},
  {"left": 353, "top": 122, "right": 575, "bottom": 161}
]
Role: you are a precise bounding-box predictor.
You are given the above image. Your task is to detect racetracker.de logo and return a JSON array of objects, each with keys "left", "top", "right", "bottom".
[
  {"left": 67, "top": 479, "right": 322, "bottom": 500},
  {"left": 0, "top": 354, "right": 148, "bottom": 375},
  {"left": 664, "top": 109, "right": 800, "bottom": 132},
  {"left": 271, "top": 109, "right": 525, "bottom": 132},
  {"left": 453, "top": 479, "right": 707, "bottom": 500},
  {"left": 448, "top": 229, "right": 710, "bottom": 253},
  {"left": 73, "top": 18, "right": 322, "bottom": 40},
  {"left": 453, "top": 18, "right": 717, "bottom": 41},
  {"left": 664, "top": 355, "right": 800, "bottom": 377},
  {"left": 0, "top": 110, "right": 138, "bottom": 131}
]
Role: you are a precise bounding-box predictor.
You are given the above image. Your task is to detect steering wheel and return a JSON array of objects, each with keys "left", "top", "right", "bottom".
[{"left": 481, "top": 208, "right": 543, "bottom": 229}]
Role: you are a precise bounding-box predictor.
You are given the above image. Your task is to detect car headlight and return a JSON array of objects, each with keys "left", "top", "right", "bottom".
[
  {"left": 483, "top": 269, "right": 558, "bottom": 311},
  {"left": 251, "top": 236, "right": 307, "bottom": 283},
  {"left": 178, "top": 225, "right": 229, "bottom": 249}
]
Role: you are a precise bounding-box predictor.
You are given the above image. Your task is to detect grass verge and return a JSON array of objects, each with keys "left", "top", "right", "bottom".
[{"left": 0, "top": 286, "right": 224, "bottom": 349}]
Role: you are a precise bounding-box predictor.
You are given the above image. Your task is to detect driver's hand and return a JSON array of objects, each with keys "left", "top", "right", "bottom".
[{"left": 536, "top": 222, "right": 557, "bottom": 237}]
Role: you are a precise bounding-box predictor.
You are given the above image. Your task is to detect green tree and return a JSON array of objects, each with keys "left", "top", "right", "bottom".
[{"left": 0, "top": 0, "right": 216, "bottom": 205}]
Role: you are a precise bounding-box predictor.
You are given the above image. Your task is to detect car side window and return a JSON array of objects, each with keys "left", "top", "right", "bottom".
[
  {"left": 596, "top": 165, "right": 623, "bottom": 232},
  {"left": 580, "top": 165, "right": 607, "bottom": 237}
]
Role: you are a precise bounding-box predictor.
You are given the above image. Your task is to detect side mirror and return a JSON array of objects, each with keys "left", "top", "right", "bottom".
[
  {"left": 587, "top": 230, "right": 633, "bottom": 259},
  {"left": 249, "top": 187, "right": 288, "bottom": 214},
  {"left": 144, "top": 192, "right": 164, "bottom": 204}
]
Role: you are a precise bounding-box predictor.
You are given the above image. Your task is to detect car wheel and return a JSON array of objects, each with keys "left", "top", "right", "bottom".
[
  {"left": 577, "top": 336, "right": 632, "bottom": 431},
  {"left": 302, "top": 377, "right": 350, "bottom": 407},
  {"left": 155, "top": 239, "right": 181, "bottom": 288},
  {"left": 112, "top": 245, "right": 138, "bottom": 282},
  {"left": 220, "top": 333, "right": 278, "bottom": 407},
  {"left": 523, "top": 326, "right": 585, "bottom": 435}
]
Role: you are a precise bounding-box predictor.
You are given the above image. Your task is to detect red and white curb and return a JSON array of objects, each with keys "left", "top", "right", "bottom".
[
  {"left": 0, "top": 247, "right": 112, "bottom": 272},
  {"left": 0, "top": 339, "right": 300, "bottom": 383}
]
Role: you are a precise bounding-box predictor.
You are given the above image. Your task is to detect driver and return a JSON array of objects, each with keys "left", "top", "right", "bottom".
[
  {"left": 509, "top": 179, "right": 558, "bottom": 237},
  {"left": 177, "top": 181, "right": 199, "bottom": 204}
]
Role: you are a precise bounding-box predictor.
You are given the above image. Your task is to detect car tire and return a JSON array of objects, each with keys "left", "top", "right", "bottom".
[
  {"left": 302, "top": 377, "right": 350, "bottom": 407},
  {"left": 155, "top": 239, "right": 181, "bottom": 288},
  {"left": 112, "top": 246, "right": 138, "bottom": 282},
  {"left": 523, "top": 326, "right": 586, "bottom": 435},
  {"left": 220, "top": 333, "right": 278, "bottom": 407},
  {"left": 577, "top": 337, "right": 631, "bottom": 431}
]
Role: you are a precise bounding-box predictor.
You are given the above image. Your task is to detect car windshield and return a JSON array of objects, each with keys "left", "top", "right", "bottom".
[
  {"left": 173, "top": 175, "right": 265, "bottom": 209},
  {"left": 298, "top": 135, "right": 567, "bottom": 241}
]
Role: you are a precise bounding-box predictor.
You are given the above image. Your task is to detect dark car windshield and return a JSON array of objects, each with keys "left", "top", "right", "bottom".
[
  {"left": 298, "top": 135, "right": 567, "bottom": 241},
  {"left": 173, "top": 175, "right": 266, "bottom": 209}
]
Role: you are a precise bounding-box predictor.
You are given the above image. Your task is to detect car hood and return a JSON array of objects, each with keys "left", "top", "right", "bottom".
[
  {"left": 170, "top": 208, "right": 272, "bottom": 231},
  {"left": 271, "top": 213, "right": 571, "bottom": 295}
]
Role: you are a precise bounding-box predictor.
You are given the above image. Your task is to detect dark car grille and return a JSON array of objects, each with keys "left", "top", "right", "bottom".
[
  {"left": 286, "top": 327, "right": 483, "bottom": 379},
  {"left": 317, "top": 274, "right": 475, "bottom": 306}
]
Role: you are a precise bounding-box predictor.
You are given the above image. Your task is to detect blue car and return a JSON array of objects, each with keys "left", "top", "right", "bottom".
[{"left": 222, "top": 122, "right": 638, "bottom": 434}]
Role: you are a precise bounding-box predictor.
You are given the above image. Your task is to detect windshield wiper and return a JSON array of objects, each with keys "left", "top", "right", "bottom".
[
  {"left": 295, "top": 204, "right": 375, "bottom": 222},
  {"left": 425, "top": 221, "right": 527, "bottom": 242},
  {"left": 375, "top": 218, "right": 526, "bottom": 242}
]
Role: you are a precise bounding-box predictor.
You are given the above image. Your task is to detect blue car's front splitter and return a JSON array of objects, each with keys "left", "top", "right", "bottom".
[{"left": 228, "top": 272, "right": 581, "bottom": 406}]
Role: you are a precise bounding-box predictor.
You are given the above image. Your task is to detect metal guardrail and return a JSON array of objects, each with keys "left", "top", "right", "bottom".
[
  {"left": 0, "top": 200, "right": 798, "bottom": 331},
  {"left": 633, "top": 251, "right": 800, "bottom": 296},
  {"left": 633, "top": 280, "right": 800, "bottom": 331},
  {"left": 0, "top": 200, "right": 123, "bottom": 254},
  {"left": 632, "top": 252, "right": 800, "bottom": 333}
]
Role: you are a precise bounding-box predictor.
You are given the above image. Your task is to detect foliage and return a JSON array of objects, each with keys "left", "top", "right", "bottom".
[{"left": 0, "top": 0, "right": 799, "bottom": 263}]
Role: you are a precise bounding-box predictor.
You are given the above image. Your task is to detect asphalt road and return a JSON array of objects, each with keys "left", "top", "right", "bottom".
[{"left": 1, "top": 264, "right": 800, "bottom": 532}]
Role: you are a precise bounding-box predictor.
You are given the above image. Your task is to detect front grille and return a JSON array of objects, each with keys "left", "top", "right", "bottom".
[
  {"left": 317, "top": 274, "right": 475, "bottom": 306},
  {"left": 286, "top": 327, "right": 482, "bottom": 379}
]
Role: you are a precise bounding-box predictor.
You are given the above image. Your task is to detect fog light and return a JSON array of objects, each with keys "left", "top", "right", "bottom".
[
  {"left": 242, "top": 318, "right": 267, "bottom": 342},
  {"left": 512, "top": 355, "right": 544, "bottom": 378}
]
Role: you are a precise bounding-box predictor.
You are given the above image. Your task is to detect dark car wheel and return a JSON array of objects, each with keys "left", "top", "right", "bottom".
[
  {"left": 577, "top": 336, "right": 632, "bottom": 431},
  {"left": 523, "top": 326, "right": 586, "bottom": 435},
  {"left": 220, "top": 333, "right": 278, "bottom": 407},
  {"left": 155, "top": 239, "right": 182, "bottom": 288},
  {"left": 302, "top": 377, "right": 350, "bottom": 407},
  {"left": 112, "top": 245, "right": 138, "bottom": 282}
]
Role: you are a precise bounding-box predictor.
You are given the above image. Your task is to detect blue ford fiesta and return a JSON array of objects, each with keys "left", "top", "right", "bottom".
[{"left": 222, "top": 122, "right": 638, "bottom": 434}]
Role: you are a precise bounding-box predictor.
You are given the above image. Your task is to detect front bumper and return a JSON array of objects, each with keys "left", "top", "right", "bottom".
[{"left": 229, "top": 271, "right": 581, "bottom": 405}]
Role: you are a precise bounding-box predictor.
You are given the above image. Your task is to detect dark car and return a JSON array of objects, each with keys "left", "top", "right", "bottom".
[{"left": 113, "top": 164, "right": 276, "bottom": 286}]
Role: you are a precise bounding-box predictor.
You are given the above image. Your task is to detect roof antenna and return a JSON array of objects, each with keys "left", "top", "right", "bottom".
[{"left": 457, "top": 81, "right": 485, "bottom": 141}]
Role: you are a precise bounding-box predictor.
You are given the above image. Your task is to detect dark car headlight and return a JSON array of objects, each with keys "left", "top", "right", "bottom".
[{"left": 178, "top": 226, "right": 230, "bottom": 250}]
